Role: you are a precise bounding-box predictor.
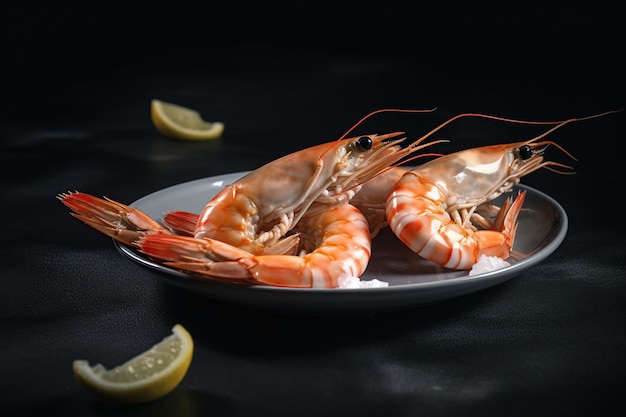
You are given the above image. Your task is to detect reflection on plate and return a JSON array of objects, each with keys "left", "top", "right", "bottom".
[{"left": 115, "top": 171, "right": 568, "bottom": 314}]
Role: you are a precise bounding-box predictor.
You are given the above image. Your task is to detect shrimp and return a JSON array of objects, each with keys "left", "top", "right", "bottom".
[
  {"left": 385, "top": 110, "right": 621, "bottom": 270},
  {"left": 59, "top": 108, "right": 445, "bottom": 287},
  {"left": 138, "top": 203, "right": 371, "bottom": 288}
]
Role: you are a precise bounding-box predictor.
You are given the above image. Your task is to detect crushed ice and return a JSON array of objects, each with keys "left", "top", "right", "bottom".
[
  {"left": 469, "top": 255, "right": 511, "bottom": 276},
  {"left": 338, "top": 275, "right": 389, "bottom": 288}
]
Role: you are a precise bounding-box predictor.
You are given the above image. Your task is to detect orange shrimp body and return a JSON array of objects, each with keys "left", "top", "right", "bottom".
[
  {"left": 386, "top": 167, "right": 526, "bottom": 270},
  {"left": 58, "top": 108, "right": 444, "bottom": 288},
  {"left": 386, "top": 126, "right": 576, "bottom": 270},
  {"left": 384, "top": 110, "right": 622, "bottom": 270},
  {"left": 140, "top": 203, "right": 371, "bottom": 288},
  {"left": 191, "top": 132, "right": 424, "bottom": 255}
]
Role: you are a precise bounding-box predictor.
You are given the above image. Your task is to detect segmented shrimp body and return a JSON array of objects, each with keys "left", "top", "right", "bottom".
[
  {"left": 139, "top": 203, "right": 371, "bottom": 288},
  {"left": 386, "top": 157, "right": 528, "bottom": 270},
  {"left": 385, "top": 112, "right": 618, "bottom": 270},
  {"left": 190, "top": 131, "right": 428, "bottom": 255},
  {"left": 132, "top": 131, "right": 441, "bottom": 288},
  {"left": 59, "top": 109, "right": 443, "bottom": 288}
]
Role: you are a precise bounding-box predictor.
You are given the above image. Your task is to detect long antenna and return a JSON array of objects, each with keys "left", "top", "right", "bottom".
[{"left": 337, "top": 108, "right": 437, "bottom": 140}]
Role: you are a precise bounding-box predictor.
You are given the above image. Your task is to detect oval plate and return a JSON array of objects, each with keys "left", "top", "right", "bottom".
[{"left": 114, "top": 171, "right": 567, "bottom": 314}]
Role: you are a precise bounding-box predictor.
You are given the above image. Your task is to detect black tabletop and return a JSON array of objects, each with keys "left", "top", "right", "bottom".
[{"left": 2, "top": 4, "right": 624, "bottom": 417}]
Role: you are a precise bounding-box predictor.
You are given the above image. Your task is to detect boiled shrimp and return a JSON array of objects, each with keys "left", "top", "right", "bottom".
[
  {"left": 385, "top": 110, "right": 621, "bottom": 270},
  {"left": 59, "top": 108, "right": 444, "bottom": 287},
  {"left": 138, "top": 203, "right": 371, "bottom": 287}
]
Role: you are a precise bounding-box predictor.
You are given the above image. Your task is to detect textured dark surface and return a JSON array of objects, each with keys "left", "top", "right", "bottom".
[{"left": 1, "top": 4, "right": 623, "bottom": 417}]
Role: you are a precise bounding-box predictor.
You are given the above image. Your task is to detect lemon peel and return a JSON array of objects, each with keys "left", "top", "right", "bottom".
[
  {"left": 151, "top": 99, "right": 224, "bottom": 140},
  {"left": 72, "top": 324, "right": 193, "bottom": 404}
]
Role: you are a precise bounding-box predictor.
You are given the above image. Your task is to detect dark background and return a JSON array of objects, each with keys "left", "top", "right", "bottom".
[
  {"left": 1, "top": 3, "right": 623, "bottom": 417},
  {"left": 4, "top": 3, "right": 623, "bottom": 118}
]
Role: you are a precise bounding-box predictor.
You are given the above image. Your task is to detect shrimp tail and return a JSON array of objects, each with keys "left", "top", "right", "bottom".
[
  {"left": 58, "top": 191, "right": 171, "bottom": 246},
  {"left": 163, "top": 211, "right": 199, "bottom": 236},
  {"left": 474, "top": 190, "right": 526, "bottom": 259},
  {"left": 138, "top": 234, "right": 255, "bottom": 279}
]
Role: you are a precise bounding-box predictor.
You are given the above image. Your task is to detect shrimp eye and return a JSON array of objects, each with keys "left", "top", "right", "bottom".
[
  {"left": 355, "top": 136, "right": 373, "bottom": 151},
  {"left": 518, "top": 145, "right": 532, "bottom": 160}
]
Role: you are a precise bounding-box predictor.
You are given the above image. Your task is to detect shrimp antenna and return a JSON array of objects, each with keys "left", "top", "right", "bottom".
[
  {"left": 414, "top": 109, "right": 623, "bottom": 144},
  {"left": 347, "top": 152, "right": 445, "bottom": 192},
  {"left": 397, "top": 152, "right": 445, "bottom": 167},
  {"left": 338, "top": 108, "right": 437, "bottom": 141}
]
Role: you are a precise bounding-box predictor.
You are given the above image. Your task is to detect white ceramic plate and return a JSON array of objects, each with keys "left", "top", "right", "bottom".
[{"left": 114, "top": 171, "right": 568, "bottom": 314}]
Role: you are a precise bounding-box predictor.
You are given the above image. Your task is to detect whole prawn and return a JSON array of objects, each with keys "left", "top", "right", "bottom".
[
  {"left": 384, "top": 110, "right": 621, "bottom": 270},
  {"left": 59, "top": 108, "right": 445, "bottom": 288}
]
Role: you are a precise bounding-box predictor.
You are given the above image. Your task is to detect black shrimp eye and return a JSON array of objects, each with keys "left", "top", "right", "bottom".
[
  {"left": 518, "top": 145, "right": 532, "bottom": 160},
  {"left": 355, "top": 136, "right": 373, "bottom": 151}
]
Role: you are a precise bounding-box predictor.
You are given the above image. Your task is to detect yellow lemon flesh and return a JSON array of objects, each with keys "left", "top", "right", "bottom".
[
  {"left": 72, "top": 324, "right": 193, "bottom": 404},
  {"left": 151, "top": 99, "right": 224, "bottom": 140}
]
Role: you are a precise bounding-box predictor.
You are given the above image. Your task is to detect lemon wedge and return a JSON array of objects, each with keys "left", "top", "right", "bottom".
[
  {"left": 72, "top": 324, "right": 194, "bottom": 404},
  {"left": 151, "top": 99, "right": 224, "bottom": 140}
]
